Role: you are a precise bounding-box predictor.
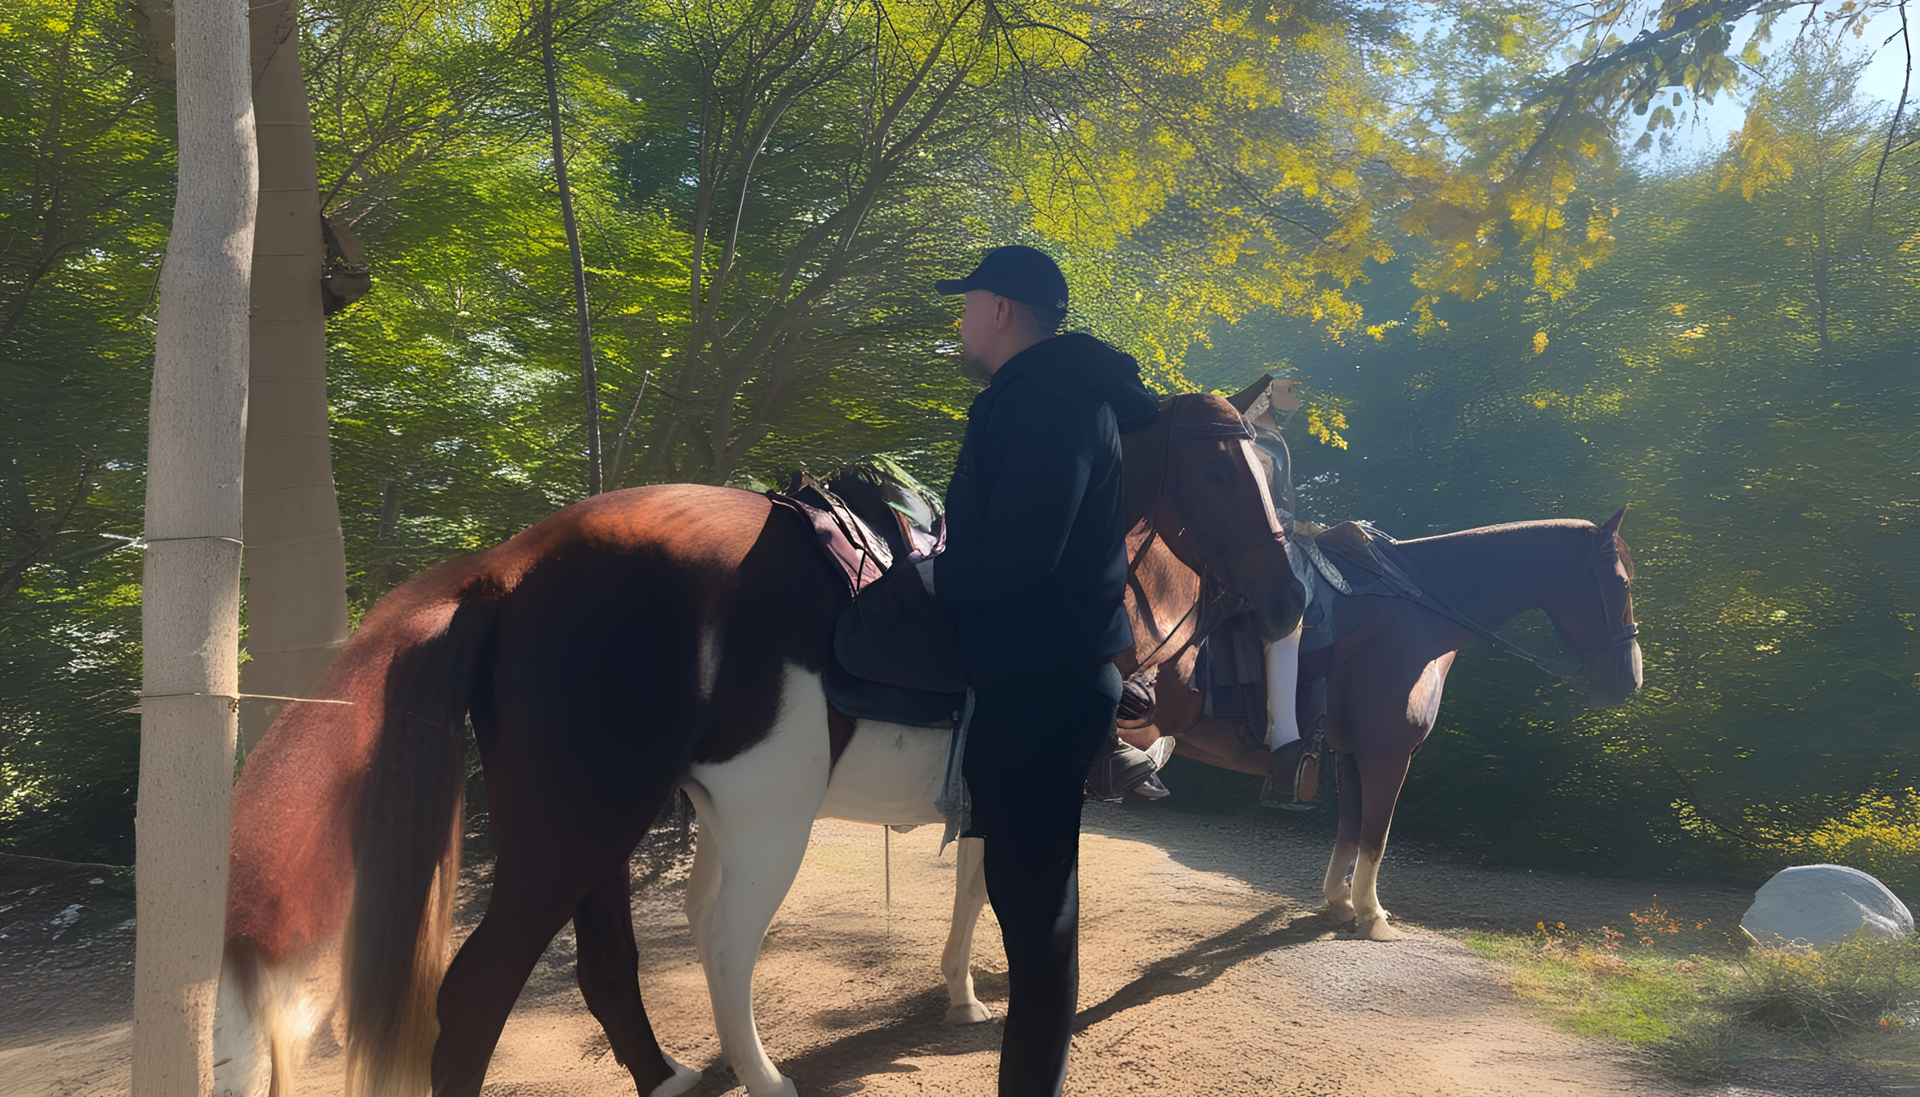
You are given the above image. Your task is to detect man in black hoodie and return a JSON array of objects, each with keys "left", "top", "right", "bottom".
[{"left": 929, "top": 246, "right": 1159, "bottom": 1095}]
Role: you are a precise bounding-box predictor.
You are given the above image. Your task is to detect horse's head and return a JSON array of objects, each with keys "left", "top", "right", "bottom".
[
  {"left": 1123, "top": 389, "right": 1306, "bottom": 642},
  {"left": 1564, "top": 506, "right": 1642, "bottom": 707}
]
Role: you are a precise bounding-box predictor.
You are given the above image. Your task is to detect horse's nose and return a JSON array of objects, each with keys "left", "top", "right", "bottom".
[{"left": 1587, "top": 641, "right": 1643, "bottom": 707}]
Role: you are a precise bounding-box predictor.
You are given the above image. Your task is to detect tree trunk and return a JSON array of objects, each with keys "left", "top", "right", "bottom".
[
  {"left": 132, "top": 0, "right": 256, "bottom": 1092},
  {"left": 237, "top": 0, "right": 350, "bottom": 752},
  {"left": 540, "top": 1, "right": 602, "bottom": 494}
]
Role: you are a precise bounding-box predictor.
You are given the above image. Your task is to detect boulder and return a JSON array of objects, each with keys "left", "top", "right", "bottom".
[{"left": 1741, "top": 864, "right": 1914, "bottom": 949}]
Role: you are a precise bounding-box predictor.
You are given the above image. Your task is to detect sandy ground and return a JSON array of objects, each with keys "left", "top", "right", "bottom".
[{"left": 0, "top": 802, "right": 1903, "bottom": 1096}]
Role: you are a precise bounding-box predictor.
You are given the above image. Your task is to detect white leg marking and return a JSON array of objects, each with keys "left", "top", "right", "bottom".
[
  {"left": 1322, "top": 840, "right": 1358, "bottom": 923},
  {"left": 1351, "top": 844, "right": 1400, "bottom": 941},
  {"left": 683, "top": 664, "right": 831, "bottom": 1097},
  {"left": 940, "top": 838, "right": 992, "bottom": 1024},
  {"left": 647, "top": 1051, "right": 703, "bottom": 1097}
]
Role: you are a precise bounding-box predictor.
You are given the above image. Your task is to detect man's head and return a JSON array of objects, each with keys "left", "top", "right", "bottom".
[{"left": 936, "top": 246, "right": 1068, "bottom": 380}]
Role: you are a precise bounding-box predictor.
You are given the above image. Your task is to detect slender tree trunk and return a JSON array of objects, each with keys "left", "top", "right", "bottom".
[
  {"left": 238, "top": 0, "right": 350, "bottom": 752},
  {"left": 540, "top": 1, "right": 602, "bottom": 494},
  {"left": 132, "top": 0, "right": 256, "bottom": 1092}
]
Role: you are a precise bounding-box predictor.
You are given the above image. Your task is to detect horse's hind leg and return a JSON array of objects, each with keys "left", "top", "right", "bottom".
[
  {"left": 1350, "top": 750, "right": 1412, "bottom": 941},
  {"left": 431, "top": 854, "right": 601, "bottom": 1097},
  {"left": 680, "top": 666, "right": 831, "bottom": 1097},
  {"left": 1322, "top": 752, "right": 1361, "bottom": 923},
  {"left": 940, "top": 837, "right": 992, "bottom": 1024},
  {"left": 574, "top": 859, "right": 701, "bottom": 1097}
]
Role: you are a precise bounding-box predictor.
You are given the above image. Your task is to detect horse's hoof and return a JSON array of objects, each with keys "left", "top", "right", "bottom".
[
  {"left": 647, "top": 1052, "right": 702, "bottom": 1097},
  {"left": 1323, "top": 900, "right": 1356, "bottom": 924},
  {"left": 734, "top": 1079, "right": 799, "bottom": 1097},
  {"left": 944, "top": 1001, "right": 993, "bottom": 1025},
  {"left": 1357, "top": 915, "right": 1401, "bottom": 941}
]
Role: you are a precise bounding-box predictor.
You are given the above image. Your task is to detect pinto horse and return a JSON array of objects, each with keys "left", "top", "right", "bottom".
[{"left": 214, "top": 390, "right": 1303, "bottom": 1097}]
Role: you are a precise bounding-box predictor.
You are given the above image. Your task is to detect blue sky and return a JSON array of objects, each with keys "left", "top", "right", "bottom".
[
  {"left": 1399, "top": 4, "right": 1913, "bottom": 162},
  {"left": 1650, "top": 7, "right": 1912, "bottom": 161}
]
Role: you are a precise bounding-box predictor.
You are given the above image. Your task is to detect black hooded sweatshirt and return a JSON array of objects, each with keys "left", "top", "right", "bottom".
[{"left": 934, "top": 332, "right": 1160, "bottom": 689}]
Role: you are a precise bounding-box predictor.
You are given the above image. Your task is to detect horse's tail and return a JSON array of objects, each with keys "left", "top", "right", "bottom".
[
  {"left": 340, "top": 589, "right": 501, "bottom": 1097},
  {"left": 221, "top": 554, "right": 505, "bottom": 1097}
]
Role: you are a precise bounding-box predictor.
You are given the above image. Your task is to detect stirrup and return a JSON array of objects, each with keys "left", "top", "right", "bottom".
[{"left": 1260, "top": 736, "right": 1321, "bottom": 810}]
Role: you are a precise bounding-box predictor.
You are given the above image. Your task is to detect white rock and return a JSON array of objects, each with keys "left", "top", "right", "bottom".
[{"left": 1741, "top": 864, "right": 1913, "bottom": 949}]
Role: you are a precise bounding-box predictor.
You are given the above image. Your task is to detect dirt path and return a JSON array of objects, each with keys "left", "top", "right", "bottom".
[{"left": 0, "top": 804, "right": 1898, "bottom": 1096}]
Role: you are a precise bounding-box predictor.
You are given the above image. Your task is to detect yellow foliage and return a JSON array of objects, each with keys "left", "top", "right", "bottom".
[
  {"left": 1781, "top": 791, "right": 1920, "bottom": 903},
  {"left": 1306, "top": 404, "right": 1349, "bottom": 449}
]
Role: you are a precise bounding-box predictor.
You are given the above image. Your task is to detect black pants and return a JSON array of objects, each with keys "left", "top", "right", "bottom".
[{"left": 962, "top": 664, "right": 1120, "bottom": 1097}]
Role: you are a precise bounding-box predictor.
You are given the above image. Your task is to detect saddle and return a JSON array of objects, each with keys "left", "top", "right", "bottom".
[
  {"left": 766, "top": 472, "right": 895, "bottom": 595},
  {"left": 767, "top": 469, "right": 967, "bottom": 727}
]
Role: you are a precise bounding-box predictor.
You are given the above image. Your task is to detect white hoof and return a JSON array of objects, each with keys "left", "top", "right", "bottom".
[
  {"left": 945, "top": 1001, "right": 993, "bottom": 1025},
  {"left": 1356, "top": 915, "right": 1401, "bottom": 941},
  {"left": 647, "top": 1052, "right": 703, "bottom": 1097},
  {"left": 1323, "top": 899, "right": 1356, "bottom": 924},
  {"left": 735, "top": 1078, "right": 797, "bottom": 1097}
]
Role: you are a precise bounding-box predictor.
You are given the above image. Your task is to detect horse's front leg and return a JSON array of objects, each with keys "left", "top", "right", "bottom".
[
  {"left": 1322, "top": 751, "right": 1361, "bottom": 923},
  {"left": 680, "top": 666, "right": 833, "bottom": 1097},
  {"left": 1348, "top": 747, "right": 1411, "bottom": 941},
  {"left": 1349, "top": 650, "right": 1453, "bottom": 940},
  {"left": 940, "top": 837, "right": 992, "bottom": 1024}
]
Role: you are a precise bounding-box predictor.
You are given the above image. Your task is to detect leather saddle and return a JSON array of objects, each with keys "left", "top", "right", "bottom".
[{"left": 767, "top": 470, "right": 967, "bottom": 728}]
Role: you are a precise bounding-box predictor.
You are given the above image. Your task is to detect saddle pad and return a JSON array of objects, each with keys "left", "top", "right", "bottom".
[
  {"left": 821, "top": 658, "right": 966, "bottom": 728},
  {"left": 1314, "top": 520, "right": 1388, "bottom": 574}
]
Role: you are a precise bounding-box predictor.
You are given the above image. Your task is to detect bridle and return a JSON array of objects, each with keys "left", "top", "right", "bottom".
[
  {"left": 1124, "top": 394, "right": 1288, "bottom": 674},
  {"left": 1583, "top": 531, "right": 1640, "bottom": 683}
]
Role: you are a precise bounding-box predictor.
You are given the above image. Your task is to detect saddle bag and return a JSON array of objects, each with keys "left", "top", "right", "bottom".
[{"left": 834, "top": 559, "right": 968, "bottom": 694}]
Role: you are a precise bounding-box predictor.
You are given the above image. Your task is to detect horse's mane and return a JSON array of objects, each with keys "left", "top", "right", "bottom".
[{"left": 1394, "top": 518, "right": 1596, "bottom": 545}]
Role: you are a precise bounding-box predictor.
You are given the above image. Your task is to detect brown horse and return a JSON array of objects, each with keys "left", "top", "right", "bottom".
[
  {"left": 930, "top": 509, "right": 1641, "bottom": 1028},
  {"left": 213, "top": 390, "right": 1304, "bottom": 1097},
  {"left": 1124, "top": 509, "right": 1640, "bottom": 940}
]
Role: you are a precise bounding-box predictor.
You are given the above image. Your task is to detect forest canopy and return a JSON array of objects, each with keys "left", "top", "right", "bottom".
[{"left": 2, "top": 0, "right": 1915, "bottom": 886}]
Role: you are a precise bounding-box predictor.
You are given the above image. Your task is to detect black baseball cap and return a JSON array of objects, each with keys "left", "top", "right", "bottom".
[{"left": 935, "top": 246, "right": 1069, "bottom": 319}]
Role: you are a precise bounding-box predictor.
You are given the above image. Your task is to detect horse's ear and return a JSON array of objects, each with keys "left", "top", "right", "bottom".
[
  {"left": 1226, "top": 375, "right": 1274, "bottom": 414},
  {"left": 1598, "top": 506, "right": 1627, "bottom": 540}
]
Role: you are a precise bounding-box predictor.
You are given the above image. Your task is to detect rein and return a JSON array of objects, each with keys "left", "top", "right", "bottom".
[{"left": 1358, "top": 524, "right": 1634, "bottom": 682}]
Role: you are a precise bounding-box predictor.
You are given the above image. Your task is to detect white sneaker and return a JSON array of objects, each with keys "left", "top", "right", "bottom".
[
  {"left": 1132, "top": 773, "right": 1171, "bottom": 800},
  {"left": 1143, "top": 736, "right": 1175, "bottom": 770}
]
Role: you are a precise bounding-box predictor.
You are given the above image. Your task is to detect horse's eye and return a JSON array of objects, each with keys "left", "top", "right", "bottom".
[{"left": 1199, "top": 445, "right": 1234, "bottom": 485}]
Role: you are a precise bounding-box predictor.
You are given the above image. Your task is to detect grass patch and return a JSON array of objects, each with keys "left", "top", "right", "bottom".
[{"left": 1465, "top": 899, "right": 1920, "bottom": 1079}]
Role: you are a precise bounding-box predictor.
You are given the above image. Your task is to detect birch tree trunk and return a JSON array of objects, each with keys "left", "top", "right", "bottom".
[
  {"left": 238, "top": 0, "right": 349, "bottom": 751},
  {"left": 132, "top": 0, "right": 256, "bottom": 1091}
]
